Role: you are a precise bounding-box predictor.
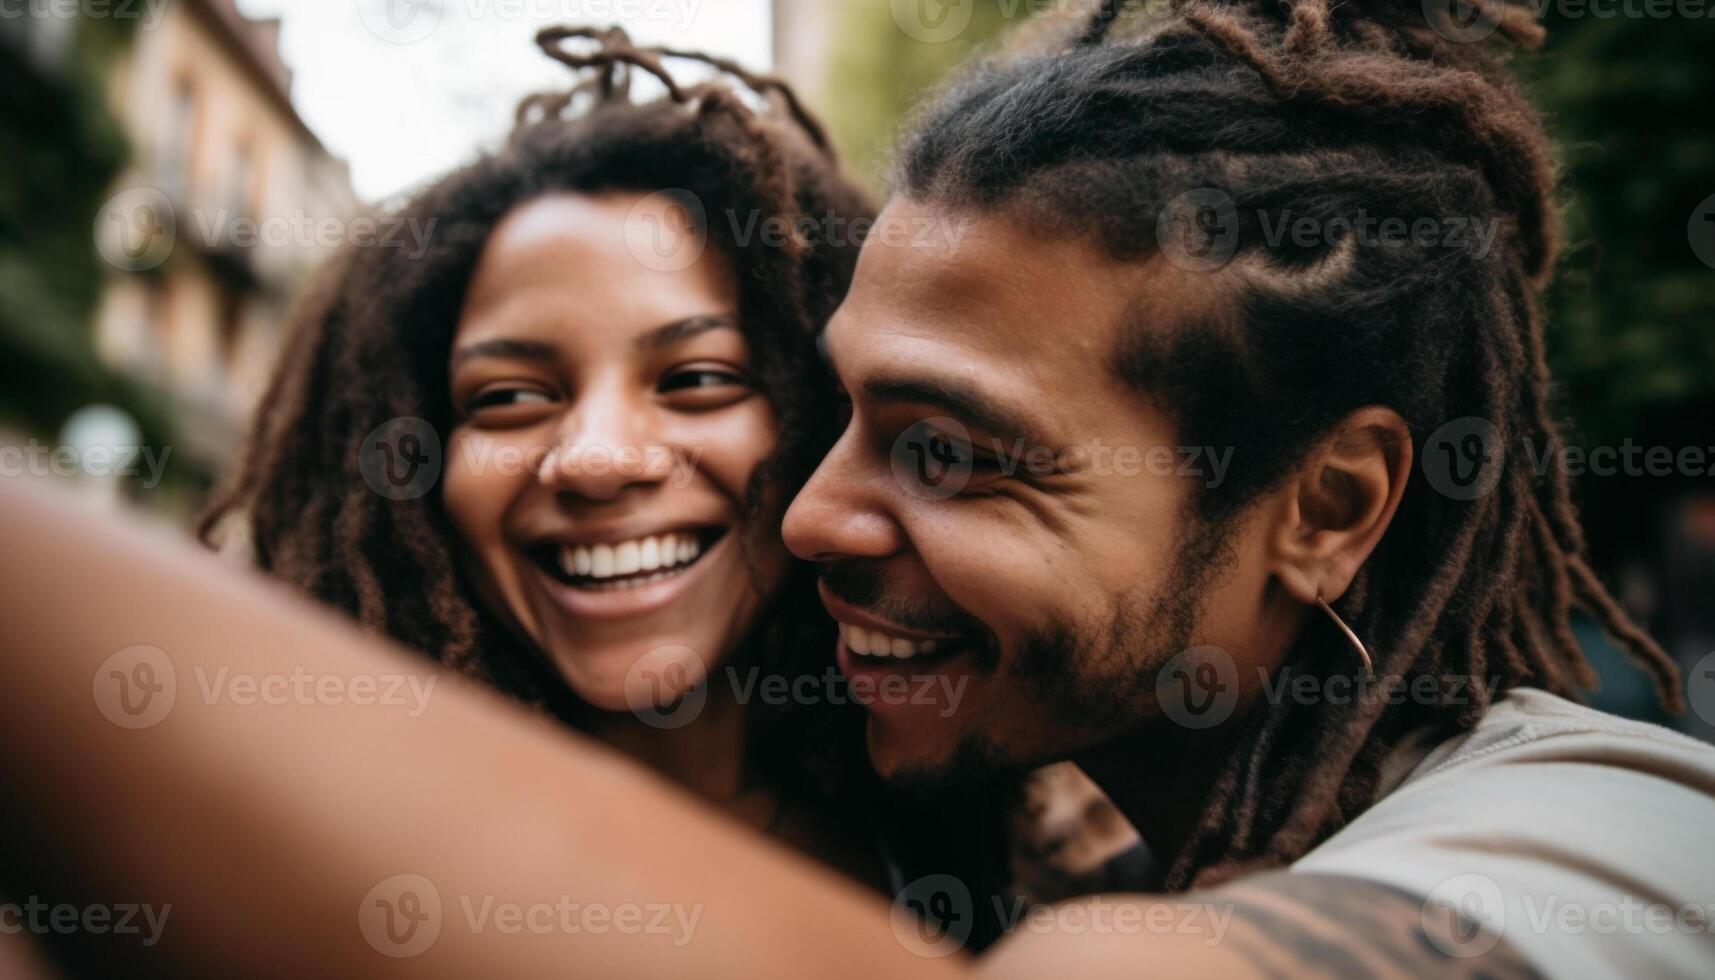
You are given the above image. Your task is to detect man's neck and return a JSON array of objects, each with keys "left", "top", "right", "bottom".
[{"left": 1072, "top": 714, "right": 1250, "bottom": 874}]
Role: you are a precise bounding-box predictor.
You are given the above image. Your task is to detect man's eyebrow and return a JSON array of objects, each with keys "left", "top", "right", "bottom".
[
  {"left": 634, "top": 314, "right": 740, "bottom": 351},
  {"left": 861, "top": 374, "right": 1045, "bottom": 445},
  {"left": 449, "top": 339, "right": 556, "bottom": 370}
]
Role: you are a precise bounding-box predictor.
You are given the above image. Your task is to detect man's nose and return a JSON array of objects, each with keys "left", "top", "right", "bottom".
[{"left": 783, "top": 431, "right": 905, "bottom": 562}]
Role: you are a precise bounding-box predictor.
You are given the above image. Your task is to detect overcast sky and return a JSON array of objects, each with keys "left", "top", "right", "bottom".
[{"left": 236, "top": 0, "right": 772, "bottom": 202}]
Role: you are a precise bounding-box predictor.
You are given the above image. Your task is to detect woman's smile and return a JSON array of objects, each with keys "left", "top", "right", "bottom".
[{"left": 521, "top": 522, "right": 732, "bottom": 621}]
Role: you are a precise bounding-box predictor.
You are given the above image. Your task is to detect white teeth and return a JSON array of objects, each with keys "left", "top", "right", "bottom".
[
  {"left": 556, "top": 532, "right": 711, "bottom": 583},
  {"left": 840, "top": 623, "right": 951, "bottom": 660},
  {"left": 844, "top": 624, "right": 870, "bottom": 655},
  {"left": 590, "top": 543, "right": 615, "bottom": 578},
  {"left": 614, "top": 540, "right": 641, "bottom": 575}
]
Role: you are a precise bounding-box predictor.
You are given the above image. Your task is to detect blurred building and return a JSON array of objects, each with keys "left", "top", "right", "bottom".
[
  {"left": 93, "top": 0, "right": 357, "bottom": 471},
  {"left": 770, "top": 0, "right": 841, "bottom": 113}
]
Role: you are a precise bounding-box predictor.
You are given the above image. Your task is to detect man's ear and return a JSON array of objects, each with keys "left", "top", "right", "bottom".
[{"left": 1268, "top": 406, "right": 1412, "bottom": 605}]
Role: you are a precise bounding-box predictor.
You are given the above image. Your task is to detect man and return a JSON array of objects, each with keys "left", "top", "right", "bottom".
[
  {"left": 776, "top": 3, "right": 1715, "bottom": 975},
  {"left": 2, "top": 2, "right": 1712, "bottom": 977}
]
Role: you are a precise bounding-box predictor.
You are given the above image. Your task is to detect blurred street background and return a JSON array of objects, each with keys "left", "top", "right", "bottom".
[{"left": 2, "top": 0, "right": 1711, "bottom": 735}]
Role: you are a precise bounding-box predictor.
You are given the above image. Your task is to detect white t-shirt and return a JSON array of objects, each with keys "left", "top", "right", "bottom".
[{"left": 1293, "top": 688, "right": 1715, "bottom": 978}]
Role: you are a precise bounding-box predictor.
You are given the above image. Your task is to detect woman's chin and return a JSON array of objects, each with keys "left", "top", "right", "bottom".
[{"left": 544, "top": 638, "right": 714, "bottom": 717}]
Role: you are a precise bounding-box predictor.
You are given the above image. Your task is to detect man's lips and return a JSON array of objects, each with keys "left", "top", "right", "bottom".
[
  {"left": 818, "top": 583, "right": 982, "bottom": 666},
  {"left": 816, "top": 585, "right": 967, "bottom": 642}
]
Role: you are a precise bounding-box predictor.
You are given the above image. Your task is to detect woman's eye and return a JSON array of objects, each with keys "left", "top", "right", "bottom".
[
  {"left": 658, "top": 368, "right": 747, "bottom": 394},
  {"left": 465, "top": 387, "right": 553, "bottom": 414}
]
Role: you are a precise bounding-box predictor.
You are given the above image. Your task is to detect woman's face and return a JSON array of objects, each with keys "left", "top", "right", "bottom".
[{"left": 443, "top": 192, "right": 785, "bottom": 712}]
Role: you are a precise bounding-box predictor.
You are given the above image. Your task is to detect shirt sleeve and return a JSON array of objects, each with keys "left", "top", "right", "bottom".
[{"left": 1290, "top": 713, "right": 1715, "bottom": 979}]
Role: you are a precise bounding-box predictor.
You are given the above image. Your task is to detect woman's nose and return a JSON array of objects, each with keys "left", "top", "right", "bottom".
[{"left": 535, "top": 386, "right": 675, "bottom": 501}]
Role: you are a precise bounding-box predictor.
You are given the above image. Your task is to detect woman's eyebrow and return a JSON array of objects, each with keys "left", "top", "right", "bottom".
[
  {"left": 449, "top": 338, "right": 556, "bottom": 369},
  {"left": 634, "top": 313, "right": 740, "bottom": 351}
]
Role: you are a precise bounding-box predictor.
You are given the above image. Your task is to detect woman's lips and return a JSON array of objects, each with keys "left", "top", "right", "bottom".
[{"left": 525, "top": 526, "right": 729, "bottom": 622}]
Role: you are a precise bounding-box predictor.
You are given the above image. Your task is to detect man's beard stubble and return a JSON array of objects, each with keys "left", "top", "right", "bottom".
[{"left": 824, "top": 509, "right": 1238, "bottom": 803}]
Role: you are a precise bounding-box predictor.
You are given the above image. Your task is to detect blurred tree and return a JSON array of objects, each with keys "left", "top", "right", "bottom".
[
  {"left": 822, "top": 1, "right": 1022, "bottom": 191},
  {"left": 0, "top": 16, "right": 175, "bottom": 458},
  {"left": 1530, "top": 11, "right": 1715, "bottom": 448}
]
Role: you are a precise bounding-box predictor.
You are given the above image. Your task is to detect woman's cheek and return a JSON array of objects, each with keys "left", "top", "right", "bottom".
[
  {"left": 440, "top": 431, "right": 493, "bottom": 542},
  {"left": 691, "top": 399, "right": 778, "bottom": 496}
]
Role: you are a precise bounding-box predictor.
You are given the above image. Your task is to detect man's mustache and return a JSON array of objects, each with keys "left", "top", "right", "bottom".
[{"left": 816, "top": 560, "right": 983, "bottom": 638}]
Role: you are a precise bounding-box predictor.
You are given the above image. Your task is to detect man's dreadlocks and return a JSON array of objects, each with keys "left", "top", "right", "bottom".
[{"left": 897, "top": 0, "right": 1681, "bottom": 888}]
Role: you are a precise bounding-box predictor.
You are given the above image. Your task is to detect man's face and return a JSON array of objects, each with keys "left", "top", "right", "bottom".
[{"left": 783, "top": 199, "right": 1280, "bottom": 787}]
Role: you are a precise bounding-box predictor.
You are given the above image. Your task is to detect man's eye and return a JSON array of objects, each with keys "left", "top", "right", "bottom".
[
  {"left": 658, "top": 369, "right": 747, "bottom": 394},
  {"left": 925, "top": 431, "right": 996, "bottom": 470}
]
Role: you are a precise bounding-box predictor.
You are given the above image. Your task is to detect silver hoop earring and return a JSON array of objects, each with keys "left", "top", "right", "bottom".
[{"left": 1317, "top": 591, "right": 1374, "bottom": 680}]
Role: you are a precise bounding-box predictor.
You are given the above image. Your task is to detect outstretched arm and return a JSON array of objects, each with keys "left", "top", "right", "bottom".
[
  {"left": 0, "top": 480, "right": 1533, "bottom": 978},
  {"left": 0, "top": 479, "right": 956, "bottom": 979}
]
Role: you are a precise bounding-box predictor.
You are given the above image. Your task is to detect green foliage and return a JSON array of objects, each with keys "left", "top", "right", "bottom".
[
  {"left": 0, "top": 17, "right": 176, "bottom": 459},
  {"left": 822, "top": 1, "right": 1024, "bottom": 191},
  {"left": 1530, "top": 12, "right": 1715, "bottom": 446}
]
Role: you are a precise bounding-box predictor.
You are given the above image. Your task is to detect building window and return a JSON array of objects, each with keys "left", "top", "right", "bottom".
[
  {"left": 224, "top": 142, "right": 255, "bottom": 224},
  {"left": 160, "top": 78, "right": 196, "bottom": 199}
]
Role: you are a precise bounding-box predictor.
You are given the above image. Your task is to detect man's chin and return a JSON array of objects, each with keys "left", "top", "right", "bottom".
[{"left": 870, "top": 727, "right": 1025, "bottom": 810}]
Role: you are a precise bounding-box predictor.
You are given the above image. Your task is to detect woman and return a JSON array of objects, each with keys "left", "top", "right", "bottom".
[{"left": 200, "top": 27, "right": 880, "bottom": 878}]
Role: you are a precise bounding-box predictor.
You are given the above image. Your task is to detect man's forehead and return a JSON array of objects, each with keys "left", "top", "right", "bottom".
[{"left": 830, "top": 199, "right": 1198, "bottom": 373}]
